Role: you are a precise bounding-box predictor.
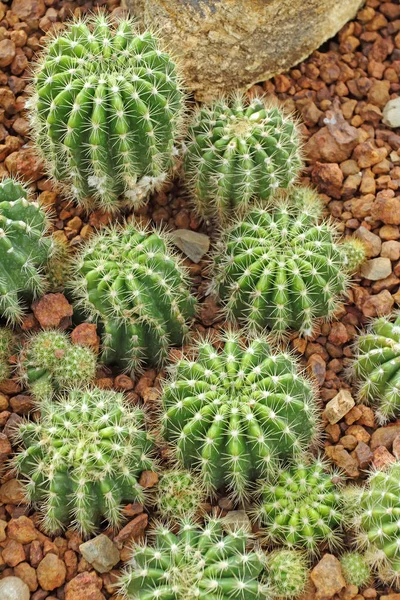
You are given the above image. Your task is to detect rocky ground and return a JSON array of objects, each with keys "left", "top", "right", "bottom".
[{"left": 0, "top": 0, "right": 400, "bottom": 598}]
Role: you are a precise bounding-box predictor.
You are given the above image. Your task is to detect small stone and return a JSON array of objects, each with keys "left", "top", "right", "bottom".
[
  {"left": 311, "top": 554, "right": 346, "bottom": 600},
  {"left": 65, "top": 571, "right": 105, "bottom": 600},
  {"left": 70, "top": 324, "right": 100, "bottom": 353},
  {"left": 311, "top": 162, "right": 343, "bottom": 199},
  {"left": 37, "top": 553, "right": 67, "bottom": 591},
  {"left": 138, "top": 471, "right": 158, "bottom": 488},
  {"left": 14, "top": 562, "right": 38, "bottom": 592},
  {"left": 7, "top": 516, "right": 38, "bottom": 544},
  {"left": 322, "top": 389, "right": 355, "bottom": 424},
  {"left": 0, "top": 576, "right": 30, "bottom": 600},
  {"left": 32, "top": 293, "right": 73, "bottom": 329},
  {"left": 373, "top": 446, "right": 396, "bottom": 470},
  {"left": 361, "top": 290, "right": 394, "bottom": 317},
  {"left": 113, "top": 513, "right": 148, "bottom": 549},
  {"left": 371, "top": 425, "right": 400, "bottom": 450},
  {"left": 383, "top": 97, "right": 400, "bottom": 129},
  {"left": 328, "top": 322, "right": 349, "bottom": 345},
  {"left": 354, "top": 226, "right": 381, "bottom": 258},
  {"left": 171, "top": 229, "right": 210, "bottom": 263},
  {"left": 307, "top": 354, "right": 326, "bottom": 386},
  {"left": 381, "top": 241, "right": 400, "bottom": 261},
  {"left": 2, "top": 540, "right": 26, "bottom": 567},
  {"left": 360, "top": 257, "right": 392, "bottom": 280},
  {"left": 221, "top": 510, "right": 252, "bottom": 534},
  {"left": 355, "top": 441, "right": 373, "bottom": 469},
  {"left": 0, "top": 40, "right": 16, "bottom": 68},
  {"left": 346, "top": 424, "right": 370, "bottom": 444},
  {"left": 114, "top": 374, "right": 134, "bottom": 391},
  {"left": 325, "top": 445, "right": 360, "bottom": 478},
  {"left": 340, "top": 434, "right": 358, "bottom": 451},
  {"left": 0, "top": 478, "right": 25, "bottom": 504},
  {"left": 393, "top": 435, "right": 400, "bottom": 460},
  {"left": 371, "top": 191, "right": 400, "bottom": 225},
  {"left": 79, "top": 535, "right": 120, "bottom": 574}
]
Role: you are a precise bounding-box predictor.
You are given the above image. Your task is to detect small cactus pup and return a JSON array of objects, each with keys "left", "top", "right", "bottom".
[
  {"left": 154, "top": 469, "right": 206, "bottom": 522},
  {"left": 119, "top": 518, "right": 270, "bottom": 599},
  {"left": 0, "top": 327, "right": 17, "bottom": 383},
  {"left": 0, "top": 177, "right": 54, "bottom": 324},
  {"left": 13, "top": 387, "right": 155, "bottom": 536},
  {"left": 19, "top": 330, "right": 97, "bottom": 400},
  {"left": 351, "top": 314, "right": 400, "bottom": 423},
  {"left": 340, "top": 552, "right": 371, "bottom": 589},
  {"left": 267, "top": 549, "right": 309, "bottom": 599},
  {"left": 256, "top": 458, "right": 345, "bottom": 553},
  {"left": 71, "top": 221, "right": 196, "bottom": 373},
  {"left": 213, "top": 187, "right": 365, "bottom": 337},
  {"left": 184, "top": 93, "right": 303, "bottom": 222},
  {"left": 29, "top": 13, "right": 185, "bottom": 212},
  {"left": 162, "top": 330, "right": 320, "bottom": 500}
]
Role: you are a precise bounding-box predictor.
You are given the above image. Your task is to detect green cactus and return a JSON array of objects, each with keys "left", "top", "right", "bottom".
[
  {"left": 13, "top": 387, "right": 155, "bottom": 536},
  {"left": 155, "top": 469, "right": 206, "bottom": 522},
  {"left": 119, "top": 518, "right": 269, "bottom": 599},
  {"left": 267, "top": 549, "right": 309, "bottom": 599},
  {"left": 0, "top": 328, "right": 17, "bottom": 383},
  {"left": 256, "top": 458, "right": 344, "bottom": 553},
  {"left": 0, "top": 178, "right": 54, "bottom": 324},
  {"left": 161, "top": 330, "right": 320, "bottom": 500},
  {"left": 184, "top": 94, "right": 303, "bottom": 221},
  {"left": 351, "top": 314, "right": 400, "bottom": 423},
  {"left": 340, "top": 552, "right": 371, "bottom": 589},
  {"left": 19, "top": 330, "right": 97, "bottom": 400},
  {"left": 29, "top": 13, "right": 184, "bottom": 212},
  {"left": 71, "top": 221, "right": 196, "bottom": 373},
  {"left": 213, "top": 187, "right": 365, "bottom": 337},
  {"left": 46, "top": 236, "right": 73, "bottom": 292}
]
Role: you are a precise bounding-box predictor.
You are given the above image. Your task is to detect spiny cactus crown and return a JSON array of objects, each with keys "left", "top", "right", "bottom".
[
  {"left": 71, "top": 221, "right": 196, "bottom": 373},
  {"left": 0, "top": 327, "right": 16, "bottom": 383},
  {"left": 20, "top": 330, "right": 97, "bottom": 400},
  {"left": 267, "top": 549, "right": 308, "bottom": 599},
  {"left": 30, "top": 13, "right": 184, "bottom": 212},
  {"left": 120, "top": 518, "right": 269, "bottom": 600},
  {"left": 213, "top": 187, "right": 365, "bottom": 337},
  {"left": 162, "top": 330, "right": 319, "bottom": 500},
  {"left": 184, "top": 94, "right": 303, "bottom": 221},
  {"left": 155, "top": 469, "right": 206, "bottom": 522},
  {"left": 256, "top": 458, "right": 344, "bottom": 553},
  {"left": 13, "top": 387, "right": 155, "bottom": 536},
  {"left": 340, "top": 552, "right": 371, "bottom": 589},
  {"left": 0, "top": 177, "right": 54, "bottom": 324}
]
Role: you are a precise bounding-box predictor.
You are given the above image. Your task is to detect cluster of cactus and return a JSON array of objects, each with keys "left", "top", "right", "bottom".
[
  {"left": 256, "top": 458, "right": 344, "bottom": 553},
  {"left": 13, "top": 387, "right": 155, "bottom": 536},
  {"left": 184, "top": 95, "right": 303, "bottom": 221},
  {"left": 267, "top": 549, "right": 308, "bottom": 599},
  {"left": 71, "top": 221, "right": 196, "bottom": 371},
  {"left": 213, "top": 187, "right": 365, "bottom": 337},
  {"left": 19, "top": 330, "right": 97, "bottom": 400},
  {"left": 162, "top": 330, "right": 320, "bottom": 499},
  {"left": 0, "top": 327, "right": 16, "bottom": 383},
  {"left": 340, "top": 552, "right": 371, "bottom": 589},
  {"left": 120, "top": 518, "right": 269, "bottom": 600},
  {"left": 29, "top": 13, "right": 184, "bottom": 212},
  {"left": 154, "top": 469, "right": 206, "bottom": 522}
]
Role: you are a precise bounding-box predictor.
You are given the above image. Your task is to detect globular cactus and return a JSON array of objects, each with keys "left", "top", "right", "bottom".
[
  {"left": 213, "top": 187, "right": 365, "bottom": 337},
  {"left": 267, "top": 550, "right": 309, "bottom": 599},
  {"left": 256, "top": 458, "right": 344, "bottom": 553},
  {"left": 351, "top": 314, "right": 400, "bottom": 423},
  {"left": 0, "top": 328, "right": 17, "bottom": 383},
  {"left": 19, "top": 330, "right": 97, "bottom": 400},
  {"left": 340, "top": 552, "right": 371, "bottom": 589},
  {"left": 119, "top": 518, "right": 269, "bottom": 600},
  {"left": 13, "top": 387, "right": 155, "bottom": 536},
  {"left": 29, "top": 13, "right": 184, "bottom": 212},
  {"left": 0, "top": 178, "right": 54, "bottom": 324},
  {"left": 184, "top": 94, "right": 303, "bottom": 221},
  {"left": 71, "top": 221, "right": 196, "bottom": 373},
  {"left": 162, "top": 330, "right": 320, "bottom": 500},
  {"left": 154, "top": 469, "right": 206, "bottom": 522}
]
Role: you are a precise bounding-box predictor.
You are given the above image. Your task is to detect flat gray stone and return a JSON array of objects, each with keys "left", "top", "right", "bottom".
[
  {"left": 221, "top": 510, "right": 252, "bottom": 534},
  {"left": 171, "top": 229, "right": 210, "bottom": 263},
  {"left": 79, "top": 534, "right": 120, "bottom": 573},
  {"left": 0, "top": 577, "right": 30, "bottom": 600},
  {"left": 383, "top": 97, "right": 400, "bottom": 129},
  {"left": 360, "top": 257, "right": 392, "bottom": 281}
]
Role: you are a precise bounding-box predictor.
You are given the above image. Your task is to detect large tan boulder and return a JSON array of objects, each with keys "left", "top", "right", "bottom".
[{"left": 124, "top": 0, "right": 364, "bottom": 102}]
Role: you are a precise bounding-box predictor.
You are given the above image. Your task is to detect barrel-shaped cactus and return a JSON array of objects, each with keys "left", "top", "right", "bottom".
[
  {"left": 30, "top": 14, "right": 184, "bottom": 212},
  {"left": 71, "top": 222, "right": 196, "bottom": 372},
  {"left": 120, "top": 518, "right": 269, "bottom": 600},
  {"left": 184, "top": 94, "right": 303, "bottom": 221},
  {"left": 155, "top": 469, "right": 206, "bottom": 522},
  {"left": 0, "top": 328, "right": 16, "bottom": 383},
  {"left": 213, "top": 187, "right": 365, "bottom": 337},
  {"left": 13, "top": 387, "right": 155, "bottom": 536},
  {"left": 162, "top": 330, "right": 320, "bottom": 500},
  {"left": 340, "top": 552, "right": 371, "bottom": 588},
  {"left": 267, "top": 550, "right": 309, "bottom": 599},
  {"left": 0, "top": 178, "right": 53, "bottom": 324}
]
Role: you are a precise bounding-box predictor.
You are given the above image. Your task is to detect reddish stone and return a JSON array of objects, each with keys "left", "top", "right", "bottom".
[
  {"left": 70, "top": 323, "right": 100, "bottom": 353},
  {"left": 113, "top": 513, "right": 148, "bottom": 549},
  {"left": 32, "top": 293, "right": 73, "bottom": 329}
]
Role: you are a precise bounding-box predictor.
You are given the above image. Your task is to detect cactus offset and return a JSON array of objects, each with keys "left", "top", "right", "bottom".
[
  {"left": 267, "top": 550, "right": 308, "bottom": 599},
  {"left": 340, "top": 552, "right": 371, "bottom": 588},
  {"left": 30, "top": 13, "right": 184, "bottom": 212},
  {"left": 155, "top": 469, "right": 206, "bottom": 522},
  {"left": 162, "top": 330, "right": 320, "bottom": 500},
  {"left": 213, "top": 187, "right": 365, "bottom": 337},
  {"left": 0, "top": 328, "right": 17, "bottom": 383},
  {"left": 13, "top": 387, "right": 155, "bottom": 536},
  {"left": 184, "top": 94, "right": 303, "bottom": 221}
]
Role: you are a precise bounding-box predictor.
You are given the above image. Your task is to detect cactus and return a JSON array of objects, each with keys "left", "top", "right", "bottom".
[
  {"left": 267, "top": 549, "right": 309, "bottom": 599},
  {"left": 155, "top": 469, "right": 206, "bottom": 522},
  {"left": 256, "top": 458, "right": 344, "bottom": 553},
  {"left": 13, "top": 387, "right": 155, "bottom": 536},
  {"left": 184, "top": 94, "right": 303, "bottom": 221},
  {"left": 0, "top": 328, "right": 17, "bottom": 383},
  {"left": 0, "top": 178, "right": 54, "bottom": 324},
  {"left": 119, "top": 518, "right": 269, "bottom": 599},
  {"left": 71, "top": 221, "right": 196, "bottom": 373},
  {"left": 340, "top": 552, "right": 371, "bottom": 589},
  {"left": 161, "top": 330, "right": 320, "bottom": 500},
  {"left": 19, "top": 330, "right": 97, "bottom": 400},
  {"left": 213, "top": 187, "right": 365, "bottom": 337},
  {"left": 351, "top": 314, "right": 400, "bottom": 423},
  {"left": 46, "top": 236, "right": 73, "bottom": 292},
  {"left": 29, "top": 13, "right": 184, "bottom": 212}
]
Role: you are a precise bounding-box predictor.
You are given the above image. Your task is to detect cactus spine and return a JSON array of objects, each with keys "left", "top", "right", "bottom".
[
  {"left": 340, "top": 552, "right": 371, "bottom": 588},
  {"left": 0, "top": 328, "right": 16, "bottom": 383},
  {"left": 267, "top": 549, "right": 309, "bottom": 599},
  {"left": 155, "top": 469, "right": 206, "bottom": 522}
]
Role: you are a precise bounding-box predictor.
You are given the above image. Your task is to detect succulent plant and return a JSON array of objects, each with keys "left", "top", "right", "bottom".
[
  {"left": 351, "top": 314, "right": 400, "bottom": 423},
  {"left": 256, "top": 458, "right": 344, "bottom": 553},
  {"left": 213, "top": 187, "right": 365, "bottom": 337},
  {"left": 0, "top": 327, "right": 17, "bottom": 383},
  {"left": 29, "top": 13, "right": 184, "bottom": 212},
  {"left": 19, "top": 330, "right": 97, "bottom": 400},
  {"left": 120, "top": 518, "right": 269, "bottom": 599},
  {"left": 0, "top": 177, "right": 54, "bottom": 324},
  {"left": 71, "top": 221, "right": 196, "bottom": 373},
  {"left": 162, "top": 330, "right": 320, "bottom": 500},
  {"left": 267, "top": 549, "right": 309, "bottom": 599},
  {"left": 13, "top": 387, "right": 155, "bottom": 536},
  {"left": 154, "top": 469, "right": 206, "bottom": 522},
  {"left": 184, "top": 94, "right": 303, "bottom": 221},
  {"left": 340, "top": 552, "right": 371, "bottom": 589}
]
